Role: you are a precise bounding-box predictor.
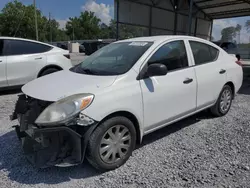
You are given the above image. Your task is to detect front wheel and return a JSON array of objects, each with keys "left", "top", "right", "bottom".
[
  {"left": 86, "top": 116, "right": 136, "bottom": 171},
  {"left": 210, "top": 85, "right": 233, "bottom": 117}
]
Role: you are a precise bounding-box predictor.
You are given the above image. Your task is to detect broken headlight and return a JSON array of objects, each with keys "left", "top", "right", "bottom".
[{"left": 35, "top": 93, "right": 94, "bottom": 126}]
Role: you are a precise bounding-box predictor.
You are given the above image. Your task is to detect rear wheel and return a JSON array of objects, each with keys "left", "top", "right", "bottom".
[
  {"left": 210, "top": 85, "right": 233, "bottom": 117},
  {"left": 39, "top": 68, "right": 60, "bottom": 77},
  {"left": 86, "top": 116, "right": 136, "bottom": 171}
]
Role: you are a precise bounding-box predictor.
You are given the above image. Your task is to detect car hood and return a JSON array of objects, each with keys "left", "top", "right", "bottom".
[{"left": 22, "top": 70, "right": 117, "bottom": 102}]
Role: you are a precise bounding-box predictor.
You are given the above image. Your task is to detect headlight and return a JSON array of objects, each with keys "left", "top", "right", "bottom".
[{"left": 35, "top": 93, "right": 94, "bottom": 126}]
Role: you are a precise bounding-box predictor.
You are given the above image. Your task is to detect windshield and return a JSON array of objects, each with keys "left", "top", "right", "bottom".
[{"left": 70, "top": 41, "right": 153, "bottom": 76}]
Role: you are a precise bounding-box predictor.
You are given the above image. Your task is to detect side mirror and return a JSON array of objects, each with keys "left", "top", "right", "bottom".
[
  {"left": 146, "top": 63, "right": 168, "bottom": 77},
  {"left": 236, "top": 54, "right": 241, "bottom": 61}
]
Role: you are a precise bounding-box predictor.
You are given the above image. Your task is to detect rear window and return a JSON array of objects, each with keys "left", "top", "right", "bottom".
[{"left": 5, "top": 39, "right": 52, "bottom": 56}]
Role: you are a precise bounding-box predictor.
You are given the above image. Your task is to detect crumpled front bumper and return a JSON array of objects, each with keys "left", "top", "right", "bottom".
[{"left": 10, "top": 94, "right": 98, "bottom": 168}]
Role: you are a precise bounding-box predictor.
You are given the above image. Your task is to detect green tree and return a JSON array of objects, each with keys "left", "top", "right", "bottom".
[
  {"left": 246, "top": 20, "right": 250, "bottom": 32},
  {"left": 0, "top": 0, "right": 45, "bottom": 40},
  {"left": 45, "top": 19, "right": 69, "bottom": 42},
  {"left": 100, "top": 19, "right": 148, "bottom": 40},
  {"left": 119, "top": 24, "right": 148, "bottom": 39},
  {"left": 55, "top": 29, "right": 70, "bottom": 41},
  {"left": 99, "top": 20, "right": 116, "bottom": 39},
  {"left": 66, "top": 11, "right": 101, "bottom": 40},
  {"left": 235, "top": 24, "right": 242, "bottom": 33},
  {"left": 221, "top": 26, "right": 237, "bottom": 42},
  {"left": 0, "top": 0, "right": 68, "bottom": 42}
]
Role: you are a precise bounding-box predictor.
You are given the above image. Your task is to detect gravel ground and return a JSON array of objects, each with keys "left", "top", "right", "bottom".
[{"left": 0, "top": 77, "right": 250, "bottom": 188}]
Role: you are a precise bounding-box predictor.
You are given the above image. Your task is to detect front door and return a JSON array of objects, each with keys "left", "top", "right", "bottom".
[{"left": 140, "top": 40, "right": 197, "bottom": 133}]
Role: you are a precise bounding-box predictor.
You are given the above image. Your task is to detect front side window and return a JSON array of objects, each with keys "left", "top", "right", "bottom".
[
  {"left": 70, "top": 41, "right": 153, "bottom": 76},
  {"left": 5, "top": 40, "right": 52, "bottom": 56},
  {"left": 148, "top": 40, "right": 189, "bottom": 71},
  {"left": 189, "top": 41, "right": 219, "bottom": 65}
]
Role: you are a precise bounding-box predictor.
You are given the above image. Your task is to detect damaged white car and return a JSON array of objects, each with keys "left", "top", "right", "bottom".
[{"left": 10, "top": 36, "right": 243, "bottom": 171}]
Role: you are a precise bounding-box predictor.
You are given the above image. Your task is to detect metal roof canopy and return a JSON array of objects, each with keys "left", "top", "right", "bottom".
[
  {"left": 114, "top": 0, "right": 250, "bottom": 40},
  {"left": 195, "top": 0, "right": 250, "bottom": 19}
]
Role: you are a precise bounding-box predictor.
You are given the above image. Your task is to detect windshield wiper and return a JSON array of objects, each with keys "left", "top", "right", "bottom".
[
  {"left": 71, "top": 64, "right": 96, "bottom": 75},
  {"left": 81, "top": 68, "right": 96, "bottom": 75}
]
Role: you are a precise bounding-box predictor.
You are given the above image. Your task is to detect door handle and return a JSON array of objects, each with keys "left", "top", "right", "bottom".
[
  {"left": 183, "top": 78, "right": 193, "bottom": 84},
  {"left": 35, "top": 57, "right": 42, "bottom": 60},
  {"left": 219, "top": 69, "right": 226, "bottom": 74},
  {"left": 0, "top": 60, "right": 2, "bottom": 62}
]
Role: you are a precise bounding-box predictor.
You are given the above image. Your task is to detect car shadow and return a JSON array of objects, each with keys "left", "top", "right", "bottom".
[
  {"left": 238, "top": 67, "right": 250, "bottom": 95},
  {"left": 0, "top": 88, "right": 22, "bottom": 96},
  {"left": 140, "top": 110, "right": 212, "bottom": 147},
  {"left": 0, "top": 130, "right": 101, "bottom": 185},
  {"left": 0, "top": 110, "right": 213, "bottom": 185}
]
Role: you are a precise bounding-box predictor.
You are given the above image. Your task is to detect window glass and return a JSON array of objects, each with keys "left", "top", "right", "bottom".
[
  {"left": 5, "top": 40, "right": 52, "bottom": 56},
  {"left": 189, "top": 41, "right": 219, "bottom": 65},
  {"left": 0, "top": 40, "right": 3, "bottom": 56},
  {"left": 209, "top": 46, "right": 219, "bottom": 61},
  {"left": 148, "top": 40, "right": 188, "bottom": 71},
  {"left": 70, "top": 41, "right": 153, "bottom": 76}
]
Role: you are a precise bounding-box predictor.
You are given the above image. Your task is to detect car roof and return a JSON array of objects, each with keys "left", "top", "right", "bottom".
[
  {"left": 0, "top": 36, "right": 55, "bottom": 47},
  {"left": 117, "top": 35, "right": 207, "bottom": 43}
]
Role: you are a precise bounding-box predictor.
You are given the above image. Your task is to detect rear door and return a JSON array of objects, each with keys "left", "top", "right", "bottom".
[
  {"left": 188, "top": 40, "right": 227, "bottom": 109},
  {"left": 0, "top": 39, "right": 8, "bottom": 87},
  {"left": 5, "top": 39, "right": 51, "bottom": 86}
]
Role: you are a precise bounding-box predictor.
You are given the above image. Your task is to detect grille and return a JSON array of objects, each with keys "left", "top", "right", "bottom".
[{"left": 15, "top": 94, "right": 52, "bottom": 125}]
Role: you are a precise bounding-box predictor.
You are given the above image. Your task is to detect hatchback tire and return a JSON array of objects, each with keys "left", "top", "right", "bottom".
[
  {"left": 210, "top": 85, "right": 233, "bottom": 117},
  {"left": 86, "top": 116, "right": 136, "bottom": 171}
]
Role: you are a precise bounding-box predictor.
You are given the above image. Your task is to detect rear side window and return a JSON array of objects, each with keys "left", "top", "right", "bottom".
[
  {"left": 5, "top": 40, "right": 52, "bottom": 56},
  {"left": 189, "top": 41, "right": 219, "bottom": 65}
]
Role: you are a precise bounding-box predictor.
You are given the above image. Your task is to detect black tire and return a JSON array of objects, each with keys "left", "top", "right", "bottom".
[
  {"left": 210, "top": 84, "right": 233, "bottom": 117},
  {"left": 39, "top": 68, "right": 60, "bottom": 77},
  {"left": 86, "top": 116, "right": 136, "bottom": 171}
]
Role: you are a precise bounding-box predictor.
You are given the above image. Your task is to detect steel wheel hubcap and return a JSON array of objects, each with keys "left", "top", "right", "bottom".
[
  {"left": 220, "top": 89, "right": 231, "bottom": 113},
  {"left": 99, "top": 125, "right": 131, "bottom": 164}
]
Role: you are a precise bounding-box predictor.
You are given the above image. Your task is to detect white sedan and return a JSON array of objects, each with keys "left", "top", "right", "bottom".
[
  {"left": 0, "top": 37, "right": 72, "bottom": 89},
  {"left": 10, "top": 35, "right": 243, "bottom": 171}
]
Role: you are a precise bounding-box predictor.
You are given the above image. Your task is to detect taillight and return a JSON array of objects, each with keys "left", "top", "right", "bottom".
[
  {"left": 64, "top": 54, "right": 70, "bottom": 59},
  {"left": 235, "top": 60, "right": 242, "bottom": 66}
]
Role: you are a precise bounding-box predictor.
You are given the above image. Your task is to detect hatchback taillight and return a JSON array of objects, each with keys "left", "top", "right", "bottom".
[{"left": 64, "top": 54, "right": 70, "bottom": 59}]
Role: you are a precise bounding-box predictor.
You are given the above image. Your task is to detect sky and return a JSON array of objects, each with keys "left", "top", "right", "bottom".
[{"left": 0, "top": 0, "right": 249, "bottom": 43}]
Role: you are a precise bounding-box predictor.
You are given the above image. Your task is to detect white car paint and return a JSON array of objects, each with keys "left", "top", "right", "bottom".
[
  {"left": 0, "top": 37, "right": 72, "bottom": 88},
  {"left": 22, "top": 70, "right": 117, "bottom": 102},
  {"left": 0, "top": 56, "right": 7, "bottom": 86},
  {"left": 22, "top": 35, "right": 243, "bottom": 141}
]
